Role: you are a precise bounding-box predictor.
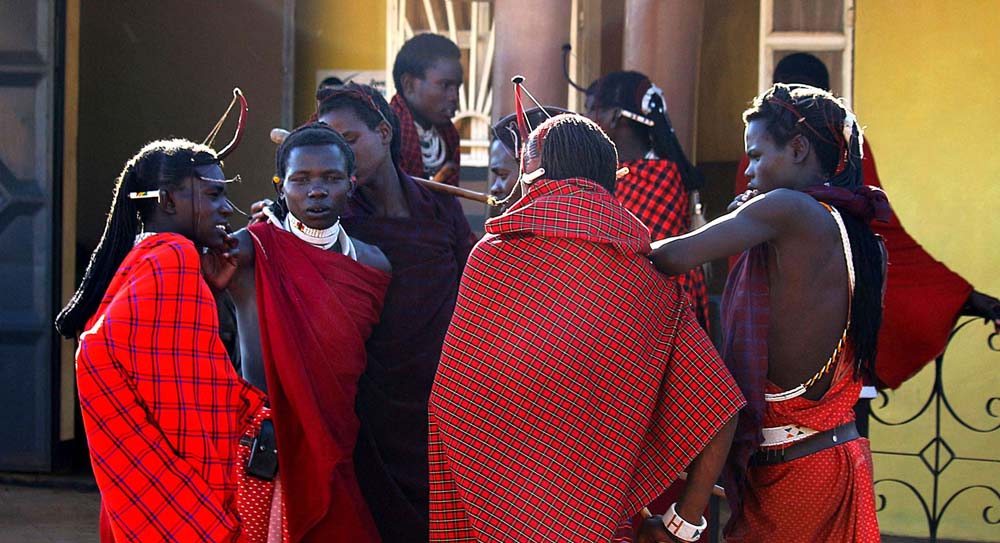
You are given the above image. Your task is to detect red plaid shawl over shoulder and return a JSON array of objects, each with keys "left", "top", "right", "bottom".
[
  {"left": 77, "top": 233, "right": 265, "bottom": 542},
  {"left": 391, "top": 93, "right": 461, "bottom": 186},
  {"left": 617, "top": 158, "right": 708, "bottom": 328},
  {"left": 428, "top": 178, "right": 745, "bottom": 542}
]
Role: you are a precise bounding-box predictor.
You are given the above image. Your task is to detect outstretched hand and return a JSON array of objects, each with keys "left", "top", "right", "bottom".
[
  {"left": 963, "top": 290, "right": 1000, "bottom": 333},
  {"left": 200, "top": 232, "right": 239, "bottom": 290},
  {"left": 249, "top": 199, "right": 274, "bottom": 225}
]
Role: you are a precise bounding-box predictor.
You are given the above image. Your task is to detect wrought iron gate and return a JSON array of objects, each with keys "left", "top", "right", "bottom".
[{"left": 870, "top": 320, "right": 1000, "bottom": 541}]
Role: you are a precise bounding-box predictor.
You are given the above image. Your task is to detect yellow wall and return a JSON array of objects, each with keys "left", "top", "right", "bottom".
[
  {"left": 294, "top": 0, "right": 387, "bottom": 123},
  {"left": 696, "top": 0, "right": 759, "bottom": 164},
  {"left": 856, "top": 2, "right": 1000, "bottom": 540}
]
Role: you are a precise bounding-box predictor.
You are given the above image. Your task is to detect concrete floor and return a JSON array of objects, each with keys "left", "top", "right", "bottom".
[
  {"left": 0, "top": 484, "right": 99, "bottom": 543},
  {"left": 0, "top": 480, "right": 954, "bottom": 543}
]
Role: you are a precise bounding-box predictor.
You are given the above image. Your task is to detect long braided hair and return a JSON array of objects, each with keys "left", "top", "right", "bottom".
[
  {"left": 587, "top": 71, "right": 704, "bottom": 191},
  {"left": 744, "top": 84, "right": 883, "bottom": 380},
  {"left": 55, "top": 139, "right": 217, "bottom": 338},
  {"left": 316, "top": 83, "right": 402, "bottom": 168},
  {"left": 528, "top": 114, "right": 619, "bottom": 193}
]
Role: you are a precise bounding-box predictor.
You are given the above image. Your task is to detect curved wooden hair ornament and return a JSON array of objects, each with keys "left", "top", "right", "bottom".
[{"left": 203, "top": 87, "right": 248, "bottom": 161}]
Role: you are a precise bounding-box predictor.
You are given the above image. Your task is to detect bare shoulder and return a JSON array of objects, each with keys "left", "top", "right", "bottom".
[
  {"left": 737, "top": 188, "right": 831, "bottom": 231},
  {"left": 353, "top": 237, "right": 392, "bottom": 274},
  {"left": 232, "top": 228, "right": 256, "bottom": 268}
]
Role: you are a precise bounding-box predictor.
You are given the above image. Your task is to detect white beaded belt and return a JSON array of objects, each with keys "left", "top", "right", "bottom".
[{"left": 760, "top": 424, "right": 819, "bottom": 447}]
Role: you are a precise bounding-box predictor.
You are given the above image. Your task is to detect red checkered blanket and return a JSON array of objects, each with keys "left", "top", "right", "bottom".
[
  {"left": 428, "top": 178, "right": 745, "bottom": 541},
  {"left": 77, "top": 233, "right": 265, "bottom": 542}
]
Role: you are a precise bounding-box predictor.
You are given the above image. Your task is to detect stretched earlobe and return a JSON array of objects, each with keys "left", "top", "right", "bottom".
[
  {"left": 158, "top": 189, "right": 178, "bottom": 215},
  {"left": 379, "top": 121, "right": 393, "bottom": 146}
]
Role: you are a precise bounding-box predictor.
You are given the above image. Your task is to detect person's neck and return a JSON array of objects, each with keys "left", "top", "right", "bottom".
[
  {"left": 142, "top": 217, "right": 184, "bottom": 239},
  {"left": 358, "top": 160, "right": 410, "bottom": 218},
  {"left": 404, "top": 97, "right": 433, "bottom": 130},
  {"left": 791, "top": 172, "right": 829, "bottom": 191},
  {"left": 614, "top": 130, "right": 649, "bottom": 163}
]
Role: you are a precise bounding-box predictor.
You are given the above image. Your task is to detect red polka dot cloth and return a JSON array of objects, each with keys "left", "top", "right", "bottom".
[
  {"left": 725, "top": 353, "right": 880, "bottom": 542},
  {"left": 234, "top": 407, "right": 288, "bottom": 543}
]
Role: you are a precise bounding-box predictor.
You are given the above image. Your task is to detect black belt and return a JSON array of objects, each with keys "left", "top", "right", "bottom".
[{"left": 751, "top": 421, "right": 860, "bottom": 466}]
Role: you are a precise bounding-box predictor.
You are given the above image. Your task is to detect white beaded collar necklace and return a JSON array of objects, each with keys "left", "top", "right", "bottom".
[{"left": 263, "top": 207, "right": 356, "bottom": 260}]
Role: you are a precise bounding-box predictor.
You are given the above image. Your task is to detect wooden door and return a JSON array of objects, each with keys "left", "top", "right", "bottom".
[{"left": 0, "top": 0, "right": 60, "bottom": 470}]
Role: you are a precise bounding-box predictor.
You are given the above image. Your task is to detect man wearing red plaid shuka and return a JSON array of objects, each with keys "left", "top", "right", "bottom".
[
  {"left": 390, "top": 33, "right": 463, "bottom": 187},
  {"left": 56, "top": 139, "right": 267, "bottom": 542},
  {"left": 428, "top": 114, "right": 744, "bottom": 543}
]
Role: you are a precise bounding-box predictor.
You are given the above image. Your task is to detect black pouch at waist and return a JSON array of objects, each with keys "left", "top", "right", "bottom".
[{"left": 246, "top": 419, "right": 278, "bottom": 480}]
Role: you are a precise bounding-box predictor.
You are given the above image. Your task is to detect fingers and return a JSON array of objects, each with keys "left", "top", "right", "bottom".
[
  {"left": 249, "top": 198, "right": 273, "bottom": 225},
  {"left": 727, "top": 190, "right": 758, "bottom": 213},
  {"left": 249, "top": 199, "right": 274, "bottom": 214}
]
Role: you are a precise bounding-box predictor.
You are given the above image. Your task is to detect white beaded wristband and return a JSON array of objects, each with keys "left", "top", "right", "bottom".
[{"left": 662, "top": 502, "right": 707, "bottom": 542}]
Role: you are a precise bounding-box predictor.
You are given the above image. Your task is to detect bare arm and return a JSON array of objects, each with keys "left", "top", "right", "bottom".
[
  {"left": 649, "top": 189, "right": 813, "bottom": 275},
  {"left": 637, "top": 416, "right": 737, "bottom": 543},
  {"left": 354, "top": 238, "right": 392, "bottom": 274}
]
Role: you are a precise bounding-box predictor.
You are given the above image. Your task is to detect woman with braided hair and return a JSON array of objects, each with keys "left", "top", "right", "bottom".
[
  {"left": 586, "top": 71, "right": 710, "bottom": 330},
  {"left": 55, "top": 139, "right": 269, "bottom": 542},
  {"left": 651, "top": 83, "right": 887, "bottom": 541}
]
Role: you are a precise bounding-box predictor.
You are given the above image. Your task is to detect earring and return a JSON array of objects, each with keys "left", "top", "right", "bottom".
[{"left": 272, "top": 176, "right": 281, "bottom": 185}]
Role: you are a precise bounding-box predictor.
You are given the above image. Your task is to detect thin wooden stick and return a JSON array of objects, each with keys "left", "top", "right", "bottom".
[
  {"left": 271, "top": 129, "right": 628, "bottom": 206},
  {"left": 412, "top": 176, "right": 495, "bottom": 205},
  {"left": 271, "top": 127, "right": 497, "bottom": 206}
]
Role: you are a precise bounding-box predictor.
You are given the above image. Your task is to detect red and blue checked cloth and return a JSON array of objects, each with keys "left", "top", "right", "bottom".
[
  {"left": 77, "top": 233, "right": 266, "bottom": 543},
  {"left": 617, "top": 158, "right": 708, "bottom": 329},
  {"left": 428, "top": 178, "right": 745, "bottom": 542},
  {"left": 391, "top": 93, "right": 461, "bottom": 186}
]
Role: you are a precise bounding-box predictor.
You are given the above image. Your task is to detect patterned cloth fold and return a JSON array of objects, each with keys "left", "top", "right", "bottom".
[
  {"left": 249, "top": 223, "right": 390, "bottom": 542},
  {"left": 343, "top": 170, "right": 474, "bottom": 542},
  {"left": 391, "top": 94, "right": 461, "bottom": 186},
  {"left": 798, "top": 184, "right": 891, "bottom": 224},
  {"left": 617, "top": 158, "right": 709, "bottom": 328},
  {"left": 719, "top": 244, "right": 772, "bottom": 533},
  {"left": 77, "top": 233, "right": 265, "bottom": 543},
  {"left": 428, "top": 177, "right": 745, "bottom": 542}
]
